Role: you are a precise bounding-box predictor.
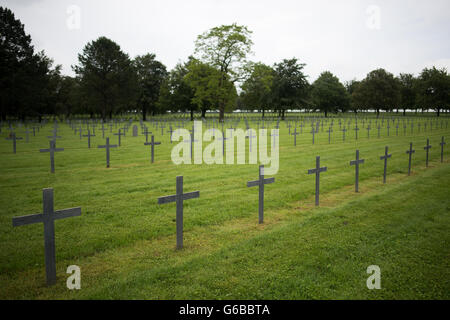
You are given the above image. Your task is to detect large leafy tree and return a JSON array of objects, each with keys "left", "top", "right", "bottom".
[
  {"left": 397, "top": 73, "right": 417, "bottom": 116},
  {"left": 185, "top": 58, "right": 237, "bottom": 119},
  {"left": 311, "top": 71, "right": 349, "bottom": 117},
  {"left": 415, "top": 67, "right": 450, "bottom": 116},
  {"left": 345, "top": 79, "right": 361, "bottom": 113},
  {"left": 352, "top": 68, "right": 400, "bottom": 117},
  {"left": 73, "top": 36, "right": 137, "bottom": 120},
  {"left": 272, "top": 58, "right": 309, "bottom": 119},
  {"left": 241, "top": 62, "right": 275, "bottom": 117},
  {"left": 134, "top": 53, "right": 167, "bottom": 120},
  {"left": 157, "top": 60, "right": 197, "bottom": 119},
  {"left": 194, "top": 23, "right": 253, "bottom": 121},
  {"left": 0, "top": 6, "right": 57, "bottom": 120}
]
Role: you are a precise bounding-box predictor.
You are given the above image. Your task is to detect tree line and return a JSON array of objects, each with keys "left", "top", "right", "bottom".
[{"left": 1, "top": 6, "right": 449, "bottom": 122}]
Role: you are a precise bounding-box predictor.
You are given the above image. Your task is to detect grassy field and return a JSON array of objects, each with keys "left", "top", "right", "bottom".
[{"left": 0, "top": 116, "right": 449, "bottom": 299}]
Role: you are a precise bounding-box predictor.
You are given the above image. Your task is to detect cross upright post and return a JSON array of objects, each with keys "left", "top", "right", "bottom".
[
  {"left": 247, "top": 165, "right": 275, "bottom": 224},
  {"left": 350, "top": 150, "right": 365, "bottom": 192},
  {"left": 406, "top": 142, "right": 415, "bottom": 176},
  {"left": 342, "top": 127, "right": 347, "bottom": 142},
  {"left": 308, "top": 156, "right": 327, "bottom": 206},
  {"left": 328, "top": 126, "right": 333, "bottom": 144},
  {"left": 12, "top": 188, "right": 81, "bottom": 286},
  {"left": 440, "top": 136, "right": 445, "bottom": 163},
  {"left": 354, "top": 125, "right": 359, "bottom": 140},
  {"left": 424, "top": 138, "right": 432, "bottom": 167},
  {"left": 158, "top": 176, "right": 200, "bottom": 249},
  {"left": 380, "top": 146, "right": 392, "bottom": 184}
]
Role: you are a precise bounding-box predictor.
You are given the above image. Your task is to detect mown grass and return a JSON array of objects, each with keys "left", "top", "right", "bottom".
[{"left": 0, "top": 116, "right": 449, "bottom": 299}]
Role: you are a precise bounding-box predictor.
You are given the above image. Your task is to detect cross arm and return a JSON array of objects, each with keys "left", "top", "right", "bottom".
[
  {"left": 350, "top": 159, "right": 364, "bottom": 165},
  {"left": 158, "top": 194, "right": 177, "bottom": 204},
  {"left": 264, "top": 177, "right": 275, "bottom": 185},
  {"left": 12, "top": 213, "right": 44, "bottom": 227},
  {"left": 247, "top": 180, "right": 259, "bottom": 188},
  {"left": 53, "top": 207, "right": 81, "bottom": 220},
  {"left": 182, "top": 191, "right": 200, "bottom": 200}
]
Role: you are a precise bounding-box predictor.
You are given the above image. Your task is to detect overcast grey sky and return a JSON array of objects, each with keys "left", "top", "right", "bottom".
[{"left": 2, "top": 0, "right": 450, "bottom": 83}]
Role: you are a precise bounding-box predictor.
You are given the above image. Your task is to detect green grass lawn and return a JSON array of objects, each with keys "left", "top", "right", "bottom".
[{"left": 0, "top": 117, "right": 449, "bottom": 299}]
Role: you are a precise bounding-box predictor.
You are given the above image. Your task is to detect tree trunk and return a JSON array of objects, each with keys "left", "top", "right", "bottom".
[
  {"left": 281, "top": 109, "right": 285, "bottom": 120},
  {"left": 219, "top": 102, "right": 225, "bottom": 122},
  {"left": 142, "top": 106, "right": 147, "bottom": 121},
  {"left": 262, "top": 108, "right": 265, "bottom": 118},
  {"left": 403, "top": 109, "right": 406, "bottom": 116},
  {"left": 376, "top": 109, "right": 380, "bottom": 118},
  {"left": 201, "top": 108, "right": 206, "bottom": 119},
  {"left": 437, "top": 108, "right": 440, "bottom": 117},
  {"left": 324, "top": 110, "right": 328, "bottom": 118},
  {"left": 190, "top": 109, "right": 194, "bottom": 121}
]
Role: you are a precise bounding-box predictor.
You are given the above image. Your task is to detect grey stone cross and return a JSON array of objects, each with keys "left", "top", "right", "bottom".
[
  {"left": 424, "top": 138, "right": 432, "bottom": 167},
  {"left": 354, "top": 125, "right": 359, "bottom": 140},
  {"left": 328, "top": 126, "right": 333, "bottom": 144},
  {"left": 100, "top": 124, "right": 106, "bottom": 138},
  {"left": 406, "top": 142, "right": 415, "bottom": 176},
  {"left": 47, "top": 129, "right": 61, "bottom": 141},
  {"left": 12, "top": 188, "right": 81, "bottom": 286},
  {"left": 6, "top": 132, "right": 23, "bottom": 153},
  {"left": 144, "top": 135, "right": 161, "bottom": 163},
  {"left": 308, "top": 156, "right": 327, "bottom": 206},
  {"left": 311, "top": 127, "right": 316, "bottom": 144},
  {"left": 247, "top": 165, "right": 275, "bottom": 224},
  {"left": 350, "top": 150, "right": 365, "bottom": 192},
  {"left": 157, "top": 176, "right": 199, "bottom": 249},
  {"left": 247, "top": 129, "right": 257, "bottom": 151},
  {"left": 291, "top": 127, "right": 299, "bottom": 146},
  {"left": 82, "top": 129, "right": 95, "bottom": 148},
  {"left": 40, "top": 140, "right": 64, "bottom": 173},
  {"left": 440, "top": 136, "right": 445, "bottom": 163},
  {"left": 380, "top": 146, "right": 392, "bottom": 184},
  {"left": 342, "top": 127, "right": 347, "bottom": 142},
  {"left": 98, "top": 137, "right": 118, "bottom": 168},
  {"left": 114, "top": 129, "right": 124, "bottom": 146}
]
